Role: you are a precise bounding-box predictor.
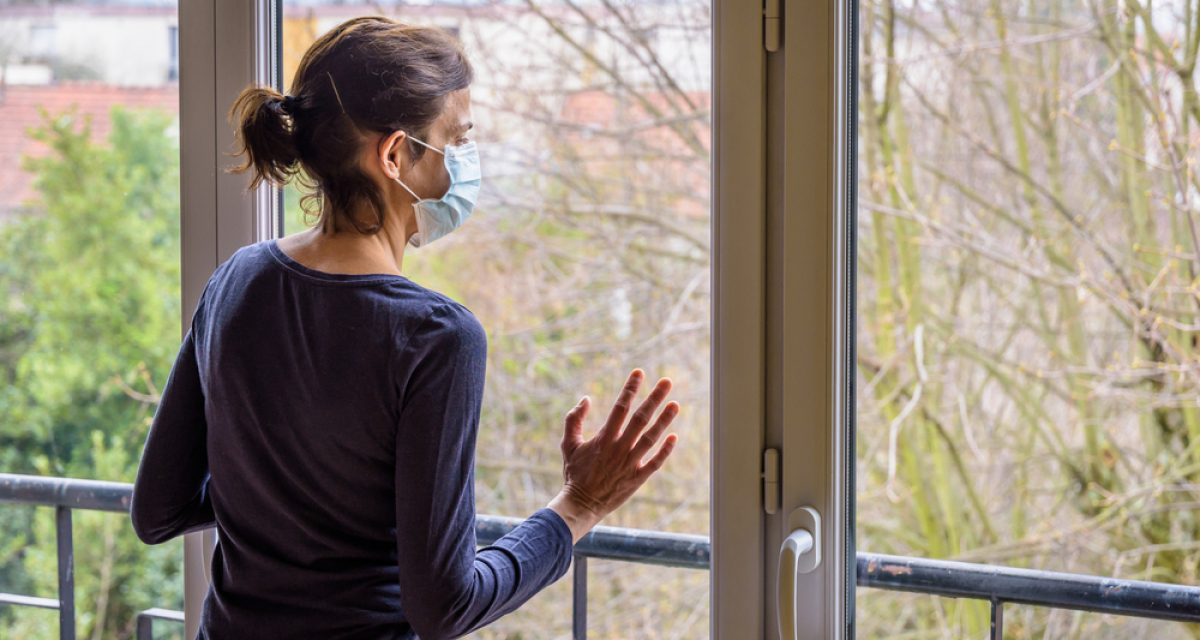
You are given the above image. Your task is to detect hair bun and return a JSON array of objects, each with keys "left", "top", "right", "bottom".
[{"left": 228, "top": 85, "right": 301, "bottom": 187}]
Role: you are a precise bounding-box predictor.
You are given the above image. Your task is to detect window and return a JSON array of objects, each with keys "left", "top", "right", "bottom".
[
  {"left": 7, "top": 0, "right": 1200, "bottom": 635},
  {"left": 0, "top": 2, "right": 184, "bottom": 638},
  {"left": 856, "top": 0, "right": 1200, "bottom": 636},
  {"left": 1, "top": 0, "right": 870, "bottom": 636},
  {"left": 28, "top": 25, "right": 55, "bottom": 59},
  {"left": 279, "top": 2, "right": 713, "bottom": 636}
]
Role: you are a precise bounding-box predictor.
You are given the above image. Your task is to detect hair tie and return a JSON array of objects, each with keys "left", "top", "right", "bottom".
[{"left": 281, "top": 94, "right": 299, "bottom": 114}]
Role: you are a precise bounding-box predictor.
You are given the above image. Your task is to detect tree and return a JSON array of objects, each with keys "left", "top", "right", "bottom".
[
  {"left": 857, "top": 0, "right": 1200, "bottom": 636},
  {"left": 0, "top": 106, "right": 184, "bottom": 640}
]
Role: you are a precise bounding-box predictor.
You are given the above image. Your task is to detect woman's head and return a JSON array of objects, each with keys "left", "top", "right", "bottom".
[{"left": 229, "top": 16, "right": 473, "bottom": 235}]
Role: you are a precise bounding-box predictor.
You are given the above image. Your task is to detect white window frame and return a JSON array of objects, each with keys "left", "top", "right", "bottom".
[
  {"left": 715, "top": 0, "right": 854, "bottom": 636},
  {"left": 710, "top": 0, "right": 767, "bottom": 633},
  {"left": 178, "top": 0, "right": 277, "bottom": 635},
  {"left": 770, "top": 0, "right": 856, "bottom": 635},
  {"left": 176, "top": 0, "right": 855, "bottom": 636}
]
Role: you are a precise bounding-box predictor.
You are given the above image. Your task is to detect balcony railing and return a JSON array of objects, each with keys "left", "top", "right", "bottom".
[{"left": 2, "top": 473, "right": 1199, "bottom": 640}]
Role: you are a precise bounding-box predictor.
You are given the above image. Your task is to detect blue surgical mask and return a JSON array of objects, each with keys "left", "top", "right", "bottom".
[{"left": 394, "top": 134, "right": 481, "bottom": 248}]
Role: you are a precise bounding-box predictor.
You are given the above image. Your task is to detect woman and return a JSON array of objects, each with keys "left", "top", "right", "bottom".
[{"left": 130, "top": 16, "right": 680, "bottom": 640}]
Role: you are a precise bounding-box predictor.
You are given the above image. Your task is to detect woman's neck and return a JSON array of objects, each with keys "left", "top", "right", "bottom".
[{"left": 276, "top": 210, "right": 414, "bottom": 277}]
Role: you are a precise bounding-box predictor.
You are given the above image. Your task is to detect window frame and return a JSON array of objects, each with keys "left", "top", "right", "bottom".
[
  {"left": 176, "top": 0, "right": 858, "bottom": 636},
  {"left": 178, "top": 0, "right": 278, "bottom": 635},
  {"left": 711, "top": 0, "right": 769, "bottom": 634},
  {"left": 757, "top": 0, "right": 855, "bottom": 636}
]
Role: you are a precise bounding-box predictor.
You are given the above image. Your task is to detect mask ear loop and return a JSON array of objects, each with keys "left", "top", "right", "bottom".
[
  {"left": 406, "top": 133, "right": 445, "bottom": 155},
  {"left": 391, "top": 131, "right": 437, "bottom": 201},
  {"left": 393, "top": 175, "right": 422, "bottom": 201},
  {"left": 392, "top": 170, "right": 426, "bottom": 247},
  {"left": 392, "top": 132, "right": 448, "bottom": 203}
]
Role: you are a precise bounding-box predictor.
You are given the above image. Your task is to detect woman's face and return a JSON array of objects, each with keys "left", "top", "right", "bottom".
[
  {"left": 367, "top": 87, "right": 472, "bottom": 243},
  {"left": 393, "top": 87, "right": 473, "bottom": 201}
]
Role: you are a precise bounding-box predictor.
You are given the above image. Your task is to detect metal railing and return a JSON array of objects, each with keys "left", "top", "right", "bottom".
[
  {"left": 858, "top": 553, "right": 1200, "bottom": 638},
  {"left": 2, "top": 473, "right": 1199, "bottom": 640},
  {"left": 0, "top": 474, "right": 708, "bottom": 640}
]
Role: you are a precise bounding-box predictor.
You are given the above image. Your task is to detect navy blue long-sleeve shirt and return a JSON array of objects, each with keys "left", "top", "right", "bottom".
[{"left": 130, "top": 238, "right": 574, "bottom": 640}]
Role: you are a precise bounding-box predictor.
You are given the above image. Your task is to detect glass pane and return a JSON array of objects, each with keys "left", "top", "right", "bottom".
[
  {"left": 857, "top": 0, "right": 1200, "bottom": 636},
  {"left": 0, "top": 2, "right": 184, "bottom": 639},
  {"left": 281, "top": 2, "right": 711, "bottom": 637}
]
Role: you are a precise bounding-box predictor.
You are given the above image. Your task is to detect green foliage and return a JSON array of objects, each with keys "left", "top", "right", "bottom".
[{"left": 0, "top": 106, "right": 185, "bottom": 640}]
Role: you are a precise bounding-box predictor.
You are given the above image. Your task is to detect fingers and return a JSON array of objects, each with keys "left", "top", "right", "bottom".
[
  {"left": 618, "top": 377, "right": 673, "bottom": 448},
  {"left": 636, "top": 433, "right": 679, "bottom": 482},
  {"left": 629, "top": 401, "right": 679, "bottom": 461},
  {"left": 596, "top": 369, "right": 643, "bottom": 444},
  {"left": 562, "top": 396, "right": 590, "bottom": 454}
]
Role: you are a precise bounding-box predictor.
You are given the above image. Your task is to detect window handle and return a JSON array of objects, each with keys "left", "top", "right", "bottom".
[{"left": 777, "top": 506, "right": 821, "bottom": 640}]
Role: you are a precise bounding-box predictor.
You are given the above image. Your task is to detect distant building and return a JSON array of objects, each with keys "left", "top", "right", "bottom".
[
  {"left": 0, "top": 5, "right": 178, "bottom": 87},
  {"left": 0, "top": 3, "right": 710, "bottom": 92}
]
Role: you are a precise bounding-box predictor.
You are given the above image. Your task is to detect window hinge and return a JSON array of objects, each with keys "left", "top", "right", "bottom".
[
  {"left": 764, "top": 0, "right": 781, "bottom": 52},
  {"left": 763, "top": 448, "right": 780, "bottom": 514}
]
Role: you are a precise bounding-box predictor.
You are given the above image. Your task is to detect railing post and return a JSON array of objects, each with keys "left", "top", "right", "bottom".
[
  {"left": 991, "top": 597, "right": 1003, "bottom": 640},
  {"left": 137, "top": 612, "right": 154, "bottom": 640},
  {"left": 572, "top": 553, "right": 587, "bottom": 640},
  {"left": 56, "top": 505, "right": 74, "bottom": 640},
  {"left": 137, "top": 613, "right": 153, "bottom": 640}
]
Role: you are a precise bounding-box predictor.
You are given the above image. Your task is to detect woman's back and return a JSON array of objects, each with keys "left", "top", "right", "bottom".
[
  {"left": 133, "top": 239, "right": 574, "bottom": 639},
  {"left": 201, "top": 239, "right": 457, "bottom": 636}
]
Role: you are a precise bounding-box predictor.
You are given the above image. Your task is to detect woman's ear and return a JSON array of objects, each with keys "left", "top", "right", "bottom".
[{"left": 377, "top": 130, "right": 408, "bottom": 180}]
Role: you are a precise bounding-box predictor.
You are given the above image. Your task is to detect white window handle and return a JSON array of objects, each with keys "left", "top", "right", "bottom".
[{"left": 777, "top": 506, "right": 821, "bottom": 640}]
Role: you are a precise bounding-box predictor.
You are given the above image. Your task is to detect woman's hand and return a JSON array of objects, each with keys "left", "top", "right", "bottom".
[{"left": 546, "top": 369, "right": 680, "bottom": 544}]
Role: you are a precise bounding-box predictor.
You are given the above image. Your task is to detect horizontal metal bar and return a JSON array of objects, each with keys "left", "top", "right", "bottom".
[
  {"left": 139, "top": 608, "right": 185, "bottom": 622},
  {"left": 858, "top": 553, "right": 1200, "bottom": 624},
  {"left": 0, "top": 593, "right": 60, "bottom": 610},
  {"left": 0, "top": 474, "right": 713, "bottom": 569},
  {"left": 476, "top": 515, "right": 711, "bottom": 569},
  {"left": 0, "top": 474, "right": 132, "bottom": 513},
  {"left": 7, "top": 473, "right": 1200, "bottom": 627}
]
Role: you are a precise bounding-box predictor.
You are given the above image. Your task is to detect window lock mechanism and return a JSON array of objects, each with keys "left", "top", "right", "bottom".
[{"left": 763, "top": 448, "right": 780, "bottom": 514}]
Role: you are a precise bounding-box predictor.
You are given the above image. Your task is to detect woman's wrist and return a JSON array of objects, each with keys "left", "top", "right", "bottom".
[{"left": 546, "top": 490, "right": 603, "bottom": 544}]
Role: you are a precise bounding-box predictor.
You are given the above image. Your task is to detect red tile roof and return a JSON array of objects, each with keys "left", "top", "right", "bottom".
[{"left": 0, "top": 83, "right": 178, "bottom": 214}]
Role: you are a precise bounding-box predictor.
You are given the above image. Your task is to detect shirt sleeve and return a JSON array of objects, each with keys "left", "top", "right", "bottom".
[
  {"left": 130, "top": 325, "right": 216, "bottom": 544},
  {"left": 394, "top": 304, "right": 574, "bottom": 640}
]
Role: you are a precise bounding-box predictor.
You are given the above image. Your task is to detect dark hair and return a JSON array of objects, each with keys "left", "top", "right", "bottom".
[{"left": 229, "top": 16, "right": 473, "bottom": 234}]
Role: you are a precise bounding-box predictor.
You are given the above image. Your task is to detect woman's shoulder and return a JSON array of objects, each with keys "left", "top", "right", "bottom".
[
  {"left": 391, "top": 297, "right": 486, "bottom": 372},
  {"left": 202, "top": 240, "right": 275, "bottom": 289},
  {"left": 412, "top": 296, "right": 485, "bottom": 342},
  {"left": 373, "top": 278, "right": 482, "bottom": 345}
]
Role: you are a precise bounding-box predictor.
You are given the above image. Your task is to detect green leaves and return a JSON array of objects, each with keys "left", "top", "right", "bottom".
[{"left": 0, "top": 105, "right": 184, "bottom": 639}]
